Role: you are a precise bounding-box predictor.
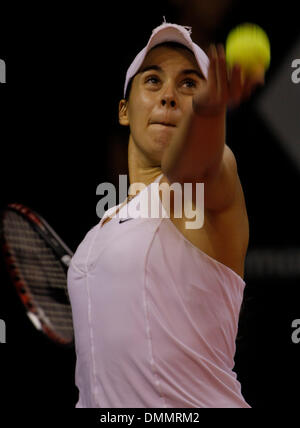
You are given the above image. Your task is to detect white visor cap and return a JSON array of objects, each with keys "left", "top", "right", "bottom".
[{"left": 123, "top": 21, "right": 210, "bottom": 98}]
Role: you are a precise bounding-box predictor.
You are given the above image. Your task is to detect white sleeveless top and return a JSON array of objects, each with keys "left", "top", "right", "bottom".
[{"left": 67, "top": 173, "right": 250, "bottom": 408}]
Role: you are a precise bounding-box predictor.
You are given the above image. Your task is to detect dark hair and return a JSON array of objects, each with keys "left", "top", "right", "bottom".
[{"left": 124, "top": 41, "right": 195, "bottom": 101}]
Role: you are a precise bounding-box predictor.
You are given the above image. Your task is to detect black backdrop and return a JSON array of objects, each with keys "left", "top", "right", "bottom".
[{"left": 0, "top": 1, "right": 299, "bottom": 410}]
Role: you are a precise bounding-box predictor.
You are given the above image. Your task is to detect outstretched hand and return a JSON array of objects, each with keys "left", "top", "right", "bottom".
[{"left": 192, "top": 44, "right": 265, "bottom": 117}]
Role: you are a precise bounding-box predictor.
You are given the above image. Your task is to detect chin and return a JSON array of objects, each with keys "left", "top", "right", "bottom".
[{"left": 153, "top": 136, "right": 171, "bottom": 148}]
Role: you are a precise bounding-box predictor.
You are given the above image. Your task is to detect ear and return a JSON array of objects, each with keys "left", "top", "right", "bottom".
[{"left": 119, "top": 99, "right": 130, "bottom": 126}]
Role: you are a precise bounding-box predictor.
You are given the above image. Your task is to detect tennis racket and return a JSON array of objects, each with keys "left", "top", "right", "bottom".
[{"left": 0, "top": 203, "right": 74, "bottom": 346}]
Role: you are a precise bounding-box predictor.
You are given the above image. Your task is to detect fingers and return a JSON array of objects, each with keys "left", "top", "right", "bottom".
[
  {"left": 216, "top": 44, "right": 229, "bottom": 101},
  {"left": 206, "top": 43, "right": 266, "bottom": 109},
  {"left": 207, "top": 44, "right": 229, "bottom": 103},
  {"left": 207, "top": 44, "right": 218, "bottom": 95},
  {"left": 194, "top": 43, "right": 263, "bottom": 116}
]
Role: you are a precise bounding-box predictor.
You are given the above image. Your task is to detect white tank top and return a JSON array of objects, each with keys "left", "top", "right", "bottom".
[{"left": 67, "top": 173, "right": 250, "bottom": 408}]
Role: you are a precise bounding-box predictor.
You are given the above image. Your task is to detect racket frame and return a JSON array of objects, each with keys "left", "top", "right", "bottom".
[{"left": 0, "top": 203, "right": 74, "bottom": 346}]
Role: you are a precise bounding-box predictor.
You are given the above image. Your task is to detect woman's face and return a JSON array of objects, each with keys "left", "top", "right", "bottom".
[{"left": 119, "top": 45, "right": 205, "bottom": 165}]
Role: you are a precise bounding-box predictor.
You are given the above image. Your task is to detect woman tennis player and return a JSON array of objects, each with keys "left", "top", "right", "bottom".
[{"left": 67, "top": 21, "right": 262, "bottom": 408}]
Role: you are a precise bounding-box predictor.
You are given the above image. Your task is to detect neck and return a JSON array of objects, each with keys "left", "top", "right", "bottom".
[{"left": 128, "top": 135, "right": 163, "bottom": 187}]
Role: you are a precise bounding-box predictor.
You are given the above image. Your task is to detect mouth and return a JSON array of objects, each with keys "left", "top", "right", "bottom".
[{"left": 150, "top": 121, "right": 176, "bottom": 127}]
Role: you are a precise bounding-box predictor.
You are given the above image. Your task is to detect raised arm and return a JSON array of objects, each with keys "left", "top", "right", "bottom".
[{"left": 161, "top": 44, "right": 263, "bottom": 212}]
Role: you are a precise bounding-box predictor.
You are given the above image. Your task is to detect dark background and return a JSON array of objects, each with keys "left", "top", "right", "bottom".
[{"left": 0, "top": 0, "right": 299, "bottom": 409}]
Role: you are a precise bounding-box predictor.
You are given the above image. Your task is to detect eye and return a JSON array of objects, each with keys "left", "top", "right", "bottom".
[
  {"left": 145, "top": 75, "right": 160, "bottom": 85},
  {"left": 182, "top": 78, "right": 197, "bottom": 88}
]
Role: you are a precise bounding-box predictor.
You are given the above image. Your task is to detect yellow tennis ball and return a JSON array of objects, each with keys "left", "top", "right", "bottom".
[{"left": 225, "top": 23, "right": 271, "bottom": 79}]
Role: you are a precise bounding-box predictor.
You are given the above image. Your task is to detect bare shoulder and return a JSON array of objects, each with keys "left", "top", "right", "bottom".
[
  {"left": 204, "top": 145, "right": 250, "bottom": 277},
  {"left": 160, "top": 145, "right": 249, "bottom": 278},
  {"left": 207, "top": 144, "right": 248, "bottom": 221},
  {"left": 203, "top": 144, "right": 240, "bottom": 213}
]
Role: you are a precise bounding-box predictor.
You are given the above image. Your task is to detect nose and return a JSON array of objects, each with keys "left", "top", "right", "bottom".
[
  {"left": 160, "top": 84, "right": 177, "bottom": 108},
  {"left": 161, "top": 98, "right": 176, "bottom": 108}
]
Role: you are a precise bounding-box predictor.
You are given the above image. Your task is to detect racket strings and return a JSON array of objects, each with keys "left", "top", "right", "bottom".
[{"left": 3, "top": 211, "right": 74, "bottom": 341}]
